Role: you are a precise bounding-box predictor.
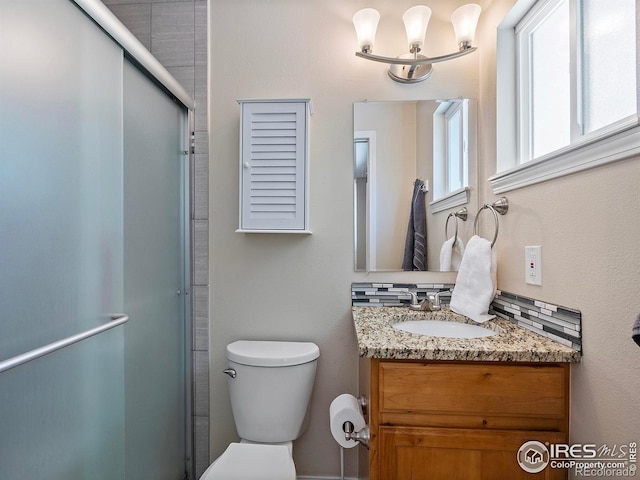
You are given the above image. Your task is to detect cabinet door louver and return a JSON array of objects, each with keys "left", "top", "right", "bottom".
[{"left": 240, "top": 101, "right": 308, "bottom": 231}]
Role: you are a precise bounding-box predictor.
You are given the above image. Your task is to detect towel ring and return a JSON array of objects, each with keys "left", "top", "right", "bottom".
[
  {"left": 473, "top": 197, "right": 509, "bottom": 248},
  {"left": 445, "top": 213, "right": 458, "bottom": 240},
  {"left": 444, "top": 207, "right": 468, "bottom": 240}
]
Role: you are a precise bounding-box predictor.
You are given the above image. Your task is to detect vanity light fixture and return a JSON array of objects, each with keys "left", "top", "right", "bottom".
[{"left": 352, "top": 4, "right": 482, "bottom": 84}]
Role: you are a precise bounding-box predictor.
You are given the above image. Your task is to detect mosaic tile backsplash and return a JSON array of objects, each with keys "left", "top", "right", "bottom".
[
  {"left": 490, "top": 291, "right": 582, "bottom": 353},
  {"left": 351, "top": 283, "right": 582, "bottom": 354},
  {"left": 351, "top": 282, "right": 455, "bottom": 307}
]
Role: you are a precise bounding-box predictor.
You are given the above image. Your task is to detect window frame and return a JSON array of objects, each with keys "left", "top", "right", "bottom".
[
  {"left": 516, "top": 0, "right": 573, "bottom": 162},
  {"left": 490, "top": 0, "right": 640, "bottom": 194},
  {"left": 444, "top": 101, "right": 467, "bottom": 193},
  {"left": 430, "top": 99, "right": 474, "bottom": 213}
]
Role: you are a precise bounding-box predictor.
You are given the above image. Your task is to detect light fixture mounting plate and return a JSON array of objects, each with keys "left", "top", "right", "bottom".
[{"left": 387, "top": 54, "right": 433, "bottom": 83}]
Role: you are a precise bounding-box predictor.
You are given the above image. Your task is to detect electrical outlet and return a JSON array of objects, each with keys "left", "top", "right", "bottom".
[{"left": 525, "top": 246, "right": 542, "bottom": 285}]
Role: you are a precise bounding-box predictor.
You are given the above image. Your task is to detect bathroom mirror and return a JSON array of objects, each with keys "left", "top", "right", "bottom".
[{"left": 354, "top": 99, "right": 477, "bottom": 272}]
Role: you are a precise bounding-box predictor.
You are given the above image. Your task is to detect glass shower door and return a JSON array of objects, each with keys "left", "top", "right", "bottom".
[
  {"left": 1, "top": 2, "right": 189, "bottom": 479},
  {"left": 123, "top": 59, "right": 189, "bottom": 480},
  {"left": 0, "top": 0, "right": 126, "bottom": 478}
]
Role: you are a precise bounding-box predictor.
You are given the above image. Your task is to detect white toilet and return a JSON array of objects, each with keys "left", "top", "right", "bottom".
[{"left": 199, "top": 340, "right": 320, "bottom": 480}]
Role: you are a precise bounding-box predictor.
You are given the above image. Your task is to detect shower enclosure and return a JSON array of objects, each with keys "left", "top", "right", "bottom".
[{"left": 0, "top": 0, "right": 195, "bottom": 478}]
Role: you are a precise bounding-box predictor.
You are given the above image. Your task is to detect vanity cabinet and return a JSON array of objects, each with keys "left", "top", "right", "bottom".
[{"left": 360, "top": 359, "right": 570, "bottom": 480}]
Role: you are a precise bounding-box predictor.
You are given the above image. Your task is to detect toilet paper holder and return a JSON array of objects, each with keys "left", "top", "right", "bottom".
[
  {"left": 330, "top": 393, "right": 369, "bottom": 449},
  {"left": 344, "top": 394, "right": 369, "bottom": 448},
  {"left": 343, "top": 421, "right": 370, "bottom": 449}
]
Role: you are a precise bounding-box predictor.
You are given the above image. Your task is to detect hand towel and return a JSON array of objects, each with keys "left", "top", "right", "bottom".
[
  {"left": 402, "top": 180, "right": 427, "bottom": 271},
  {"left": 633, "top": 314, "right": 640, "bottom": 347},
  {"left": 439, "top": 236, "right": 465, "bottom": 272},
  {"left": 449, "top": 235, "right": 497, "bottom": 323}
]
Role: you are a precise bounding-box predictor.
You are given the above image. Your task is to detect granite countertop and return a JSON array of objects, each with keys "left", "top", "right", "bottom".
[{"left": 352, "top": 306, "right": 581, "bottom": 362}]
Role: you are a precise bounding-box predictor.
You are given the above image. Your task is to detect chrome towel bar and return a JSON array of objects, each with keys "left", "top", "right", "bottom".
[
  {"left": 0, "top": 314, "right": 129, "bottom": 374},
  {"left": 473, "top": 197, "right": 509, "bottom": 247}
]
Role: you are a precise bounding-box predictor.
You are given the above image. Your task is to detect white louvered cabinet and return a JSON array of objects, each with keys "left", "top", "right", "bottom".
[{"left": 236, "top": 99, "right": 311, "bottom": 233}]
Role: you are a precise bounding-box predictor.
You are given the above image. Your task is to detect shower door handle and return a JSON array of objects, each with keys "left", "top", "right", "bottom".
[{"left": 0, "top": 314, "right": 129, "bottom": 374}]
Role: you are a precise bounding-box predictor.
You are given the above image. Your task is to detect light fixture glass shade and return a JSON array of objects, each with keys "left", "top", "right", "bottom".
[
  {"left": 353, "top": 8, "right": 380, "bottom": 52},
  {"left": 451, "top": 4, "right": 481, "bottom": 47},
  {"left": 403, "top": 5, "right": 432, "bottom": 50}
]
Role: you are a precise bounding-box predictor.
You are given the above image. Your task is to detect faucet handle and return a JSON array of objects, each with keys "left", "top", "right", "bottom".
[
  {"left": 435, "top": 289, "right": 453, "bottom": 300},
  {"left": 406, "top": 291, "right": 422, "bottom": 310},
  {"left": 433, "top": 289, "right": 453, "bottom": 308}
]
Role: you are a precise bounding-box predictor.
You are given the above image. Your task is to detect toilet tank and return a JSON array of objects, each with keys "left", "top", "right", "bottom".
[{"left": 225, "top": 340, "right": 320, "bottom": 443}]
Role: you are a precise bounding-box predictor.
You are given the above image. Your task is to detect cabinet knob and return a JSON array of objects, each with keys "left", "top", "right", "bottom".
[{"left": 243, "top": 162, "right": 250, "bottom": 169}]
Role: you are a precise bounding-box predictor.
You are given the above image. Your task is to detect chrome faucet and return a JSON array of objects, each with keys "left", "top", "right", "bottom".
[
  {"left": 407, "top": 290, "right": 453, "bottom": 311},
  {"left": 406, "top": 291, "right": 424, "bottom": 310}
]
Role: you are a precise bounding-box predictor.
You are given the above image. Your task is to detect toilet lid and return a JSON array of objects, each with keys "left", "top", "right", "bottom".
[
  {"left": 226, "top": 340, "right": 319, "bottom": 367},
  {"left": 200, "top": 443, "right": 296, "bottom": 480}
]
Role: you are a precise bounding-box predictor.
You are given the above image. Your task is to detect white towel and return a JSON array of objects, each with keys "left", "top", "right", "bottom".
[
  {"left": 439, "top": 236, "right": 465, "bottom": 272},
  {"left": 450, "top": 235, "right": 497, "bottom": 323}
]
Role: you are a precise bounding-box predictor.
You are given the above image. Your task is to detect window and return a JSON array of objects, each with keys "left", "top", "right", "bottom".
[
  {"left": 431, "top": 99, "right": 473, "bottom": 213},
  {"left": 491, "top": 0, "right": 639, "bottom": 193},
  {"left": 446, "top": 101, "right": 467, "bottom": 192},
  {"left": 519, "top": 0, "right": 571, "bottom": 160}
]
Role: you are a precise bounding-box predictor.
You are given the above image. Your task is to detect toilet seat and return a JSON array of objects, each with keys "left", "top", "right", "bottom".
[{"left": 199, "top": 443, "right": 296, "bottom": 480}]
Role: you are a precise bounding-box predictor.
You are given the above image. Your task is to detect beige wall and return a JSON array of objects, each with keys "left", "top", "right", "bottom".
[
  {"left": 478, "top": 0, "right": 640, "bottom": 466},
  {"left": 210, "top": 0, "right": 640, "bottom": 476},
  {"left": 354, "top": 101, "right": 417, "bottom": 271},
  {"left": 209, "top": 0, "right": 479, "bottom": 476}
]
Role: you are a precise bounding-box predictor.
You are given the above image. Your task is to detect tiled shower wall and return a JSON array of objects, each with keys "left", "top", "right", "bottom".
[{"left": 101, "top": 1, "right": 210, "bottom": 477}]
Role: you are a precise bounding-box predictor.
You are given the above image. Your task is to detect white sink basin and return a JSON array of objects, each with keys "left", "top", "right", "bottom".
[{"left": 392, "top": 320, "right": 497, "bottom": 339}]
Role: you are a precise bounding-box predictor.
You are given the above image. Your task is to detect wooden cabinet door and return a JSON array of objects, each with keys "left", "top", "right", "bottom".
[{"left": 379, "top": 426, "right": 567, "bottom": 480}]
